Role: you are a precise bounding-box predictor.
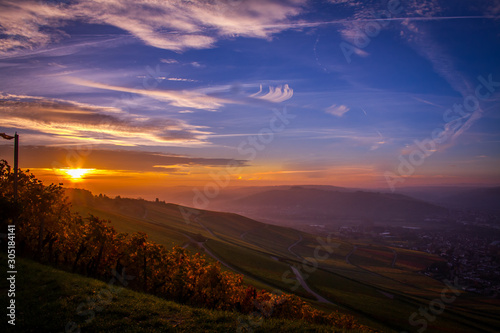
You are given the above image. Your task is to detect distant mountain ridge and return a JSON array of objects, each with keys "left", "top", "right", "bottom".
[
  {"left": 210, "top": 186, "right": 448, "bottom": 224},
  {"left": 437, "top": 187, "right": 500, "bottom": 211},
  {"left": 394, "top": 186, "right": 500, "bottom": 212},
  {"left": 71, "top": 184, "right": 500, "bottom": 227},
  {"left": 72, "top": 185, "right": 452, "bottom": 226}
]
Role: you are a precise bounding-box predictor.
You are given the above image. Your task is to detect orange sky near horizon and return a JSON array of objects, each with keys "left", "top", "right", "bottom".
[
  {"left": 17, "top": 163, "right": 496, "bottom": 202},
  {"left": 1, "top": 0, "right": 499, "bottom": 203},
  {"left": 1, "top": 141, "right": 498, "bottom": 201}
]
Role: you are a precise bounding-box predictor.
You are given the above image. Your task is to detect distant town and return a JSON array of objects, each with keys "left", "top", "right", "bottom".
[{"left": 332, "top": 210, "right": 500, "bottom": 297}]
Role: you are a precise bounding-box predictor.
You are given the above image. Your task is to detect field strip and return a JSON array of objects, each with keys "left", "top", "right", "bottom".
[
  {"left": 180, "top": 232, "right": 282, "bottom": 292},
  {"left": 391, "top": 249, "right": 397, "bottom": 267},
  {"left": 345, "top": 245, "right": 357, "bottom": 264},
  {"left": 290, "top": 266, "right": 335, "bottom": 304},
  {"left": 287, "top": 232, "right": 303, "bottom": 259}
]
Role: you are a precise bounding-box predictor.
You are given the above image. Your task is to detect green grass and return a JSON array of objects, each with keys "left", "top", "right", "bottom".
[
  {"left": 76, "top": 205, "right": 187, "bottom": 247},
  {"left": 1, "top": 253, "right": 367, "bottom": 333},
  {"left": 205, "top": 239, "right": 311, "bottom": 297},
  {"left": 67, "top": 194, "right": 500, "bottom": 333},
  {"left": 243, "top": 225, "right": 303, "bottom": 258},
  {"left": 307, "top": 261, "right": 500, "bottom": 333}
]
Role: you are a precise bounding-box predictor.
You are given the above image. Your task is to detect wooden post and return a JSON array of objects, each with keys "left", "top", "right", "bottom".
[{"left": 14, "top": 132, "right": 18, "bottom": 202}]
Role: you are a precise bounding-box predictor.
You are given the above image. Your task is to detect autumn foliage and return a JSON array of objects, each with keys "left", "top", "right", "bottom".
[{"left": 0, "top": 160, "right": 365, "bottom": 330}]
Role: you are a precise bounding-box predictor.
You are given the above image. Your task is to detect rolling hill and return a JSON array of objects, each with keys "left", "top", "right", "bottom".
[
  {"left": 395, "top": 186, "right": 500, "bottom": 212},
  {"left": 209, "top": 186, "right": 449, "bottom": 227},
  {"left": 435, "top": 187, "right": 500, "bottom": 212},
  {"left": 64, "top": 188, "right": 500, "bottom": 332},
  {"left": 3, "top": 253, "right": 365, "bottom": 333}
]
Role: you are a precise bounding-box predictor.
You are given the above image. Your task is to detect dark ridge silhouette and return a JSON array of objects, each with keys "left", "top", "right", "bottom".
[{"left": 221, "top": 187, "right": 448, "bottom": 222}]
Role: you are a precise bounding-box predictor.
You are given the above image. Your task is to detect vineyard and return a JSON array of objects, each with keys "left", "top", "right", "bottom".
[{"left": 0, "top": 160, "right": 369, "bottom": 331}]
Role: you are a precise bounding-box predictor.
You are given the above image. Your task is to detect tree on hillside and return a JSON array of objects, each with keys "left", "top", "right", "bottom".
[
  {"left": 0, "top": 160, "right": 367, "bottom": 331},
  {"left": 0, "top": 159, "right": 72, "bottom": 260},
  {"left": 0, "top": 160, "right": 19, "bottom": 230}
]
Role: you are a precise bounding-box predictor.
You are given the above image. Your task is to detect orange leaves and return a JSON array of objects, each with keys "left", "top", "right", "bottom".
[{"left": 0, "top": 160, "right": 363, "bottom": 330}]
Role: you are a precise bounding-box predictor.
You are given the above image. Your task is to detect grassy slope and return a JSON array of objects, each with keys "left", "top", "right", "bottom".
[
  {"left": 1, "top": 254, "right": 366, "bottom": 333},
  {"left": 68, "top": 192, "right": 500, "bottom": 332}
]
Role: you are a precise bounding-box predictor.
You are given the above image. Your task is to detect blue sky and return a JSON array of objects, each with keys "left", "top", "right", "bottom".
[{"left": 0, "top": 0, "right": 499, "bottom": 196}]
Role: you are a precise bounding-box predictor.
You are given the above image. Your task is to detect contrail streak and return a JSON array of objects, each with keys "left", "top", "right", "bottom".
[{"left": 263, "top": 15, "right": 500, "bottom": 28}]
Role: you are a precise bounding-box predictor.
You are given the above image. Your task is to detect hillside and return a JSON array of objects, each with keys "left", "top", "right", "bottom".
[
  {"left": 117, "top": 185, "right": 451, "bottom": 227},
  {"left": 210, "top": 186, "right": 448, "bottom": 226},
  {"left": 132, "top": 185, "right": 355, "bottom": 210},
  {"left": 1, "top": 253, "right": 364, "bottom": 333},
  {"left": 436, "top": 187, "right": 500, "bottom": 212},
  {"left": 65, "top": 188, "right": 500, "bottom": 333},
  {"left": 0, "top": 160, "right": 369, "bottom": 333}
]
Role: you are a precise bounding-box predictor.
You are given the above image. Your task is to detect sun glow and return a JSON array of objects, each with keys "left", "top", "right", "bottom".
[{"left": 60, "top": 168, "right": 96, "bottom": 181}]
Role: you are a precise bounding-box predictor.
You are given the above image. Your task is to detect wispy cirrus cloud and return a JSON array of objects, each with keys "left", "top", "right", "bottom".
[
  {"left": 325, "top": 104, "right": 350, "bottom": 117},
  {"left": 0, "top": 93, "right": 210, "bottom": 146},
  {"left": 394, "top": 1, "right": 494, "bottom": 151},
  {"left": 287, "top": 128, "right": 389, "bottom": 151},
  {"left": 165, "top": 78, "right": 198, "bottom": 82},
  {"left": 0, "top": 0, "right": 308, "bottom": 54},
  {"left": 65, "top": 77, "right": 295, "bottom": 112},
  {"left": 324, "top": 0, "right": 494, "bottom": 153},
  {"left": 0, "top": 1, "right": 71, "bottom": 54},
  {"left": 65, "top": 77, "right": 235, "bottom": 111},
  {"left": 327, "top": 0, "right": 361, "bottom": 6},
  {"left": 327, "top": 0, "right": 497, "bottom": 59},
  {"left": 250, "top": 84, "right": 294, "bottom": 103}
]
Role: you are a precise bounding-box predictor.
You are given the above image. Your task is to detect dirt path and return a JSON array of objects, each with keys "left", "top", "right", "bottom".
[
  {"left": 290, "top": 266, "right": 335, "bottom": 304},
  {"left": 179, "top": 231, "right": 279, "bottom": 291},
  {"left": 287, "top": 232, "right": 303, "bottom": 259},
  {"left": 285, "top": 234, "right": 338, "bottom": 305},
  {"left": 195, "top": 217, "right": 217, "bottom": 238},
  {"left": 239, "top": 226, "right": 262, "bottom": 241},
  {"left": 391, "top": 249, "right": 397, "bottom": 267}
]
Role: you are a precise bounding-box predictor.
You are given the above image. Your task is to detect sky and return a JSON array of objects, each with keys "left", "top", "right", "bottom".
[{"left": 0, "top": 0, "right": 499, "bottom": 199}]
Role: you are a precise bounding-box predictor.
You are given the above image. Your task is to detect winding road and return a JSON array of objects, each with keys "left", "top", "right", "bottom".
[
  {"left": 287, "top": 232, "right": 303, "bottom": 259},
  {"left": 181, "top": 233, "right": 252, "bottom": 279},
  {"left": 150, "top": 212, "right": 339, "bottom": 305},
  {"left": 180, "top": 222, "right": 281, "bottom": 291},
  {"left": 285, "top": 233, "right": 338, "bottom": 305},
  {"left": 391, "top": 249, "right": 398, "bottom": 267},
  {"left": 290, "top": 266, "right": 335, "bottom": 304}
]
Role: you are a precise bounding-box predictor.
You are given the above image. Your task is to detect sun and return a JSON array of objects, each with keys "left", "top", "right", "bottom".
[{"left": 61, "top": 168, "right": 95, "bottom": 181}]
